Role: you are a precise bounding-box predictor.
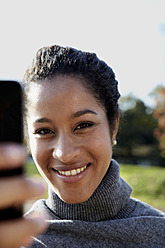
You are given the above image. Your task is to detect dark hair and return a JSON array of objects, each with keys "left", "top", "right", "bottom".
[{"left": 23, "top": 45, "right": 120, "bottom": 136}]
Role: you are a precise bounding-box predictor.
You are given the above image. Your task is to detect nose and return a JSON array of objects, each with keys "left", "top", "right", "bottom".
[{"left": 52, "top": 133, "right": 80, "bottom": 163}]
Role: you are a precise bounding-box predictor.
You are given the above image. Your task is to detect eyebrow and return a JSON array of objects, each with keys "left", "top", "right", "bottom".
[
  {"left": 34, "top": 117, "right": 52, "bottom": 123},
  {"left": 71, "top": 109, "right": 97, "bottom": 118},
  {"left": 34, "top": 109, "right": 97, "bottom": 123}
]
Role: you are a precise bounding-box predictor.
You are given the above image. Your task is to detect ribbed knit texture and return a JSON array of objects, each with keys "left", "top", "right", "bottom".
[{"left": 26, "top": 160, "right": 165, "bottom": 248}]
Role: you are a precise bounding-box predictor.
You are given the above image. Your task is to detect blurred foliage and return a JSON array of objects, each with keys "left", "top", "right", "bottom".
[
  {"left": 152, "top": 86, "right": 165, "bottom": 158},
  {"left": 114, "top": 94, "right": 164, "bottom": 166}
]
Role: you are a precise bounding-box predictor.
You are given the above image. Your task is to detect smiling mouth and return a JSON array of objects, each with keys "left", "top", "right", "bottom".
[{"left": 52, "top": 163, "right": 91, "bottom": 177}]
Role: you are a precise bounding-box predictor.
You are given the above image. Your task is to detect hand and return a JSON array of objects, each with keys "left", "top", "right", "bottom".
[{"left": 0, "top": 144, "right": 48, "bottom": 248}]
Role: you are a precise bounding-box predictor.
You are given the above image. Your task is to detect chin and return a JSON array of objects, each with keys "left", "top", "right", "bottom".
[
  {"left": 59, "top": 195, "right": 89, "bottom": 204},
  {"left": 56, "top": 190, "right": 91, "bottom": 204}
]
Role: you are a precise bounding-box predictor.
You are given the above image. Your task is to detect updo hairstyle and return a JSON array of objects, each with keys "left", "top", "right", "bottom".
[{"left": 23, "top": 45, "right": 120, "bottom": 136}]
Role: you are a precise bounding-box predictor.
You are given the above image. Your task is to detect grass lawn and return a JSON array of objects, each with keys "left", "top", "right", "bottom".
[
  {"left": 25, "top": 161, "right": 165, "bottom": 213},
  {"left": 120, "top": 164, "right": 165, "bottom": 212}
]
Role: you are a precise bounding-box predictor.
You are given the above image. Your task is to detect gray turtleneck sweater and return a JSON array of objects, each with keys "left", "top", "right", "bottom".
[{"left": 26, "top": 160, "right": 165, "bottom": 248}]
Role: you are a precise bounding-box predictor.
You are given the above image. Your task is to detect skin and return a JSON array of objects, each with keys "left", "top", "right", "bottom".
[
  {"left": 27, "top": 76, "right": 119, "bottom": 203},
  {"left": 0, "top": 144, "right": 48, "bottom": 248}
]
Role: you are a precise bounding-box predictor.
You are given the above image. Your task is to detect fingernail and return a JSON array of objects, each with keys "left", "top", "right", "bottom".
[
  {"left": 34, "top": 216, "right": 47, "bottom": 226},
  {"left": 5, "top": 145, "right": 26, "bottom": 160},
  {"left": 32, "top": 216, "right": 49, "bottom": 231}
]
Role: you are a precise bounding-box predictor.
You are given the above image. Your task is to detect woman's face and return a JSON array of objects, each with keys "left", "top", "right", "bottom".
[{"left": 27, "top": 76, "right": 118, "bottom": 203}]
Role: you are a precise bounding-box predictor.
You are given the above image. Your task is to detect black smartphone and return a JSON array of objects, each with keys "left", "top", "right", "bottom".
[{"left": 0, "top": 80, "right": 23, "bottom": 220}]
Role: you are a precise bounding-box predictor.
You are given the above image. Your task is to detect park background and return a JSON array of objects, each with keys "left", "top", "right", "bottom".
[{"left": 0, "top": 0, "right": 164, "bottom": 211}]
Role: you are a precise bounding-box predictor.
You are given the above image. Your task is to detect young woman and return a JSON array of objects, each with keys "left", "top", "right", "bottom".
[{"left": 22, "top": 45, "right": 165, "bottom": 247}]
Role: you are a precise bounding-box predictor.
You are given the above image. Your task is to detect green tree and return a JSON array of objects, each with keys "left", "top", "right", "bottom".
[
  {"left": 152, "top": 86, "right": 165, "bottom": 158},
  {"left": 114, "top": 96, "right": 160, "bottom": 165}
]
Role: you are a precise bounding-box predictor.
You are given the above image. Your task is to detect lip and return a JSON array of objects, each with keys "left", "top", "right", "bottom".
[
  {"left": 52, "top": 163, "right": 91, "bottom": 183},
  {"left": 52, "top": 162, "right": 90, "bottom": 172}
]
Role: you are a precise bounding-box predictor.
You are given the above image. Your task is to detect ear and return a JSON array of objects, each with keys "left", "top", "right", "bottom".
[{"left": 112, "top": 113, "right": 120, "bottom": 145}]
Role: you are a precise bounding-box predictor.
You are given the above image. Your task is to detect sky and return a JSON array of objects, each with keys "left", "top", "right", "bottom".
[{"left": 0, "top": 0, "right": 165, "bottom": 107}]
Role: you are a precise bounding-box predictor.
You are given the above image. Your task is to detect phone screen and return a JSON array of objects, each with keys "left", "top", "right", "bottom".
[{"left": 0, "top": 80, "right": 23, "bottom": 220}]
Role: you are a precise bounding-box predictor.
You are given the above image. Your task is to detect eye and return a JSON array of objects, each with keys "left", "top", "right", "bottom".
[
  {"left": 74, "top": 122, "right": 94, "bottom": 131},
  {"left": 35, "top": 128, "right": 55, "bottom": 135}
]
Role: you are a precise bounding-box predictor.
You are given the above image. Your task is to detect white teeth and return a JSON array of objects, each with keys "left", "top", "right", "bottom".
[
  {"left": 71, "top": 169, "right": 76, "bottom": 175},
  {"left": 65, "top": 171, "right": 71, "bottom": 176},
  {"left": 58, "top": 165, "right": 87, "bottom": 176}
]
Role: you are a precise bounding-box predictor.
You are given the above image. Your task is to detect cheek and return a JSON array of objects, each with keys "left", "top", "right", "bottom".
[
  {"left": 29, "top": 139, "right": 52, "bottom": 183},
  {"left": 29, "top": 136, "right": 48, "bottom": 169},
  {"left": 87, "top": 129, "right": 112, "bottom": 164},
  {"left": 97, "top": 136, "right": 112, "bottom": 161}
]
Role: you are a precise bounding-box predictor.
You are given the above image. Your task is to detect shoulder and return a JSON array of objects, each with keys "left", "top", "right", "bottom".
[
  {"left": 25, "top": 199, "right": 59, "bottom": 220},
  {"left": 25, "top": 199, "right": 47, "bottom": 217},
  {"left": 130, "top": 198, "right": 165, "bottom": 218}
]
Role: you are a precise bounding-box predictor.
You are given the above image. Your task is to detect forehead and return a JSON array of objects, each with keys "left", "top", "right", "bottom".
[
  {"left": 28, "top": 76, "right": 89, "bottom": 98},
  {"left": 27, "top": 76, "right": 104, "bottom": 114}
]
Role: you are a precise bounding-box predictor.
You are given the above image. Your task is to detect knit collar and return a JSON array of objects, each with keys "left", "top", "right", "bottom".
[{"left": 46, "top": 160, "right": 135, "bottom": 221}]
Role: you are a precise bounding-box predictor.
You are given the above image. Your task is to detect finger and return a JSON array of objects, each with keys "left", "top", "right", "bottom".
[
  {"left": 0, "top": 216, "right": 48, "bottom": 248},
  {"left": 0, "top": 143, "right": 26, "bottom": 169},
  {"left": 0, "top": 177, "right": 46, "bottom": 209}
]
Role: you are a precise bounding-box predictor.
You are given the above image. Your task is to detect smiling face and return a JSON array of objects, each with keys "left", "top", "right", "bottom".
[{"left": 26, "top": 76, "right": 118, "bottom": 203}]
